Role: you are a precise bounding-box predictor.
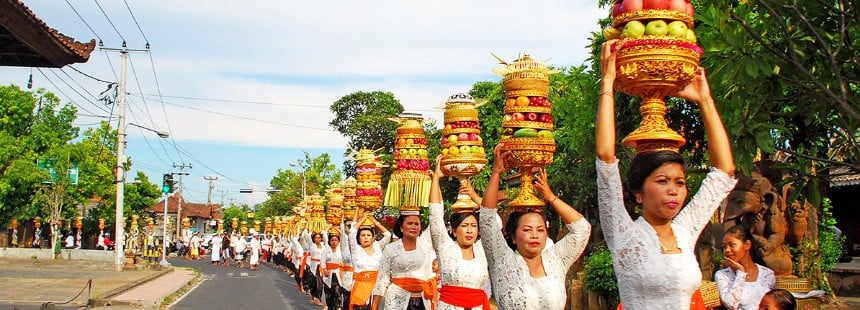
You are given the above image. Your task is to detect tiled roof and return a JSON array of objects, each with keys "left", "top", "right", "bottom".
[
  {"left": 146, "top": 193, "right": 223, "bottom": 220},
  {"left": 0, "top": 0, "right": 96, "bottom": 67},
  {"left": 830, "top": 166, "right": 860, "bottom": 187}
]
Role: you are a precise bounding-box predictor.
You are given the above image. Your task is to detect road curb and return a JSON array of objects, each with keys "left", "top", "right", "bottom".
[{"left": 88, "top": 266, "right": 173, "bottom": 307}]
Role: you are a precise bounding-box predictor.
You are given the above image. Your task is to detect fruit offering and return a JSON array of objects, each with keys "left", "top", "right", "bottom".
[
  {"left": 440, "top": 93, "right": 487, "bottom": 178},
  {"left": 492, "top": 54, "right": 559, "bottom": 211},
  {"left": 384, "top": 113, "right": 432, "bottom": 215},
  {"left": 604, "top": 0, "right": 702, "bottom": 153},
  {"left": 342, "top": 177, "right": 358, "bottom": 219},
  {"left": 325, "top": 185, "right": 344, "bottom": 234},
  {"left": 307, "top": 193, "right": 326, "bottom": 234},
  {"left": 352, "top": 148, "right": 383, "bottom": 214}
]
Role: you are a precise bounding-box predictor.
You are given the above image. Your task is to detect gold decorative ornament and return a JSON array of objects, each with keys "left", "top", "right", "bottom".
[
  {"left": 385, "top": 113, "right": 432, "bottom": 215},
  {"left": 440, "top": 93, "right": 488, "bottom": 186},
  {"left": 494, "top": 53, "right": 559, "bottom": 211},
  {"left": 450, "top": 194, "right": 479, "bottom": 213}
]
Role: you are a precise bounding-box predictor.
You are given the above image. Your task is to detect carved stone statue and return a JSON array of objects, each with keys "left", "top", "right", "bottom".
[{"left": 723, "top": 173, "right": 794, "bottom": 277}]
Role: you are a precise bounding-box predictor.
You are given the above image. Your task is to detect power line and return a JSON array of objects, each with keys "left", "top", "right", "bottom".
[
  {"left": 173, "top": 144, "right": 257, "bottom": 188},
  {"left": 58, "top": 68, "right": 98, "bottom": 101},
  {"left": 64, "top": 0, "right": 103, "bottom": 43},
  {"left": 138, "top": 94, "right": 329, "bottom": 108},
  {"left": 66, "top": 65, "right": 114, "bottom": 84},
  {"left": 93, "top": 0, "right": 126, "bottom": 43},
  {"left": 122, "top": 0, "right": 149, "bottom": 44},
  {"left": 126, "top": 98, "right": 175, "bottom": 164},
  {"left": 126, "top": 107, "right": 171, "bottom": 166},
  {"left": 129, "top": 94, "right": 335, "bottom": 131},
  {"left": 127, "top": 55, "right": 161, "bottom": 131},
  {"left": 36, "top": 68, "right": 101, "bottom": 117},
  {"left": 45, "top": 68, "right": 110, "bottom": 114},
  {"left": 146, "top": 50, "right": 185, "bottom": 164}
]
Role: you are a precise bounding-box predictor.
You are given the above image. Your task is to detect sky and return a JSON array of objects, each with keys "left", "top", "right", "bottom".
[{"left": 1, "top": 1, "right": 606, "bottom": 206}]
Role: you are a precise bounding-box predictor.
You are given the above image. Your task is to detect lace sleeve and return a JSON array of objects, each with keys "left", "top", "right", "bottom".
[
  {"left": 349, "top": 227, "right": 359, "bottom": 261},
  {"left": 674, "top": 168, "right": 737, "bottom": 246},
  {"left": 478, "top": 207, "right": 508, "bottom": 267},
  {"left": 762, "top": 266, "right": 776, "bottom": 289},
  {"left": 340, "top": 225, "right": 352, "bottom": 264},
  {"left": 429, "top": 202, "right": 451, "bottom": 254},
  {"left": 373, "top": 245, "right": 394, "bottom": 297},
  {"left": 551, "top": 218, "right": 591, "bottom": 269},
  {"left": 596, "top": 159, "right": 634, "bottom": 251},
  {"left": 715, "top": 268, "right": 745, "bottom": 310},
  {"left": 378, "top": 231, "right": 392, "bottom": 247}
]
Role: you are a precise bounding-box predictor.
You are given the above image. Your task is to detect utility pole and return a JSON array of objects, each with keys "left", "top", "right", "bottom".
[
  {"left": 103, "top": 42, "right": 148, "bottom": 272},
  {"left": 204, "top": 176, "right": 218, "bottom": 233},
  {"left": 173, "top": 163, "right": 191, "bottom": 239}
]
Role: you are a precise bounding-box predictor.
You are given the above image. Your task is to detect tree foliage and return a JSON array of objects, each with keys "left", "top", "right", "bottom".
[
  {"left": 257, "top": 152, "right": 342, "bottom": 218},
  {"left": 329, "top": 91, "right": 404, "bottom": 176}
]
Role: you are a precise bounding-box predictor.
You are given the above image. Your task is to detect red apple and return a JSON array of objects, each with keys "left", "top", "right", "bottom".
[
  {"left": 668, "top": 0, "right": 686, "bottom": 12},
  {"left": 511, "top": 112, "right": 525, "bottom": 121},
  {"left": 643, "top": 0, "right": 669, "bottom": 9},
  {"left": 468, "top": 133, "right": 478, "bottom": 141},
  {"left": 685, "top": 3, "right": 694, "bottom": 17},
  {"left": 540, "top": 114, "right": 553, "bottom": 123},
  {"left": 613, "top": 3, "right": 623, "bottom": 17},
  {"left": 441, "top": 137, "right": 447, "bottom": 145},
  {"left": 458, "top": 133, "right": 469, "bottom": 141},
  {"left": 526, "top": 113, "right": 538, "bottom": 121},
  {"left": 622, "top": 0, "right": 642, "bottom": 12}
]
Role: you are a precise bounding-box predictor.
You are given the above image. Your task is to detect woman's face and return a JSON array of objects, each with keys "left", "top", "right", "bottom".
[
  {"left": 453, "top": 215, "right": 479, "bottom": 248},
  {"left": 514, "top": 213, "right": 547, "bottom": 258},
  {"left": 313, "top": 234, "right": 322, "bottom": 244},
  {"left": 758, "top": 294, "right": 778, "bottom": 310},
  {"left": 722, "top": 234, "right": 751, "bottom": 262},
  {"left": 358, "top": 230, "right": 374, "bottom": 248},
  {"left": 400, "top": 215, "right": 422, "bottom": 240},
  {"left": 636, "top": 162, "right": 688, "bottom": 221},
  {"left": 329, "top": 236, "right": 340, "bottom": 248}
]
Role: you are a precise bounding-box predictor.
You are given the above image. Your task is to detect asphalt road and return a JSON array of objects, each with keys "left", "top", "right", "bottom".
[{"left": 168, "top": 256, "right": 321, "bottom": 310}]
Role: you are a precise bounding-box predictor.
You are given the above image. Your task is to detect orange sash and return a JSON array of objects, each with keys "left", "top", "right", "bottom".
[
  {"left": 391, "top": 277, "right": 438, "bottom": 309},
  {"left": 439, "top": 285, "right": 489, "bottom": 309},
  {"left": 298, "top": 253, "right": 309, "bottom": 278},
  {"left": 326, "top": 262, "right": 341, "bottom": 270},
  {"left": 349, "top": 270, "right": 378, "bottom": 309},
  {"left": 617, "top": 288, "right": 707, "bottom": 310}
]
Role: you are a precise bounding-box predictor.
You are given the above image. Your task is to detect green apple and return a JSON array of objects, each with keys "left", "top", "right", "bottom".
[
  {"left": 470, "top": 146, "right": 480, "bottom": 154},
  {"left": 459, "top": 145, "right": 471, "bottom": 154},
  {"left": 645, "top": 20, "right": 668, "bottom": 36},
  {"left": 602, "top": 27, "right": 621, "bottom": 40},
  {"left": 537, "top": 130, "right": 554, "bottom": 139},
  {"left": 685, "top": 29, "right": 697, "bottom": 43},
  {"left": 448, "top": 134, "right": 458, "bottom": 143},
  {"left": 622, "top": 21, "right": 645, "bottom": 38},
  {"left": 667, "top": 21, "right": 688, "bottom": 38}
]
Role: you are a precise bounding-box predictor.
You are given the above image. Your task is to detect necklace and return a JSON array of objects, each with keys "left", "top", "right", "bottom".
[{"left": 659, "top": 239, "right": 681, "bottom": 254}]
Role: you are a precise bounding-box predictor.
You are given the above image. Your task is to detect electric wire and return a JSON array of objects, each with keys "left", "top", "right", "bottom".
[
  {"left": 36, "top": 69, "right": 100, "bottom": 117},
  {"left": 45, "top": 69, "right": 110, "bottom": 114},
  {"left": 58, "top": 68, "right": 99, "bottom": 101},
  {"left": 93, "top": 0, "right": 126, "bottom": 43},
  {"left": 63, "top": 0, "right": 103, "bottom": 43},
  {"left": 146, "top": 50, "right": 186, "bottom": 164},
  {"left": 127, "top": 56, "right": 163, "bottom": 133},
  {"left": 129, "top": 94, "right": 335, "bottom": 131},
  {"left": 126, "top": 107, "right": 171, "bottom": 166},
  {"left": 66, "top": 65, "right": 114, "bottom": 84},
  {"left": 126, "top": 98, "right": 174, "bottom": 164},
  {"left": 137, "top": 94, "right": 329, "bottom": 108},
  {"left": 173, "top": 144, "right": 257, "bottom": 188},
  {"left": 122, "top": 0, "right": 149, "bottom": 44}
]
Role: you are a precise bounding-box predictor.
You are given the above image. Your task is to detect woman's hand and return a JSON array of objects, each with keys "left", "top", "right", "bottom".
[
  {"left": 459, "top": 178, "right": 482, "bottom": 204},
  {"left": 675, "top": 67, "right": 713, "bottom": 105},
  {"left": 432, "top": 155, "right": 444, "bottom": 180},
  {"left": 491, "top": 143, "right": 510, "bottom": 174},
  {"left": 722, "top": 257, "right": 745, "bottom": 273},
  {"left": 600, "top": 39, "right": 625, "bottom": 82},
  {"left": 533, "top": 168, "right": 555, "bottom": 202}
]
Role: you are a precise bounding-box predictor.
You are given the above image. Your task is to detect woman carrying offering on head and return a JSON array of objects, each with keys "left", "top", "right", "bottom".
[
  {"left": 323, "top": 230, "right": 345, "bottom": 310},
  {"left": 429, "top": 155, "right": 490, "bottom": 310},
  {"left": 348, "top": 212, "right": 391, "bottom": 310},
  {"left": 595, "top": 39, "right": 737, "bottom": 309},
  {"left": 370, "top": 211, "right": 436, "bottom": 310},
  {"left": 716, "top": 225, "right": 776, "bottom": 309},
  {"left": 304, "top": 231, "right": 326, "bottom": 306},
  {"left": 480, "top": 144, "right": 591, "bottom": 310}
]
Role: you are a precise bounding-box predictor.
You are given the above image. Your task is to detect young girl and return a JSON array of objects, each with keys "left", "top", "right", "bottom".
[{"left": 715, "top": 225, "right": 776, "bottom": 309}]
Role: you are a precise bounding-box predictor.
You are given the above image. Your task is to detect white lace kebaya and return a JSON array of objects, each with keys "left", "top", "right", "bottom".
[
  {"left": 715, "top": 264, "right": 776, "bottom": 310},
  {"left": 479, "top": 207, "right": 590, "bottom": 310},
  {"left": 372, "top": 231, "right": 435, "bottom": 310},
  {"left": 429, "top": 202, "right": 490, "bottom": 310},
  {"left": 596, "top": 159, "right": 737, "bottom": 310}
]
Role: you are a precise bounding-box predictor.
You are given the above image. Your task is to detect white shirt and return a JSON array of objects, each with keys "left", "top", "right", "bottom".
[
  {"left": 348, "top": 226, "right": 391, "bottom": 273},
  {"left": 715, "top": 264, "right": 776, "bottom": 310},
  {"left": 429, "top": 202, "right": 490, "bottom": 310},
  {"left": 322, "top": 245, "right": 343, "bottom": 286},
  {"left": 479, "top": 207, "right": 591, "bottom": 310},
  {"left": 596, "top": 159, "right": 737, "bottom": 310},
  {"left": 372, "top": 231, "right": 435, "bottom": 310}
]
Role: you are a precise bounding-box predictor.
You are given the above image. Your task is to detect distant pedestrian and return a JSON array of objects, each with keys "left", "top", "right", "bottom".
[
  {"left": 234, "top": 234, "right": 247, "bottom": 269},
  {"left": 250, "top": 233, "right": 261, "bottom": 271},
  {"left": 190, "top": 232, "right": 201, "bottom": 260},
  {"left": 210, "top": 233, "right": 223, "bottom": 266}
]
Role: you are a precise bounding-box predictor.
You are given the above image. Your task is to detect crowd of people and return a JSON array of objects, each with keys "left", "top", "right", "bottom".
[{"left": 184, "top": 41, "right": 798, "bottom": 310}]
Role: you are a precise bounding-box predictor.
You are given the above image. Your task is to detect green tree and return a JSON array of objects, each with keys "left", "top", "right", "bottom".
[
  {"left": 329, "top": 91, "right": 404, "bottom": 176},
  {"left": 258, "top": 152, "right": 342, "bottom": 218}
]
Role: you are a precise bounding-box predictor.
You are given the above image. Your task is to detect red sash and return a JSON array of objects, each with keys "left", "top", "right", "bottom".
[
  {"left": 298, "top": 253, "right": 309, "bottom": 278},
  {"left": 439, "top": 285, "right": 489, "bottom": 309}
]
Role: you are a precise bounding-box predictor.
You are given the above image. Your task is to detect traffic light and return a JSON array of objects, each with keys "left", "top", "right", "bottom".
[{"left": 162, "top": 173, "right": 174, "bottom": 193}]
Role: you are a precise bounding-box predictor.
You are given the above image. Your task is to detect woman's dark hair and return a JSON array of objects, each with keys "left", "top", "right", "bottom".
[
  {"left": 723, "top": 225, "right": 766, "bottom": 266},
  {"left": 392, "top": 214, "right": 425, "bottom": 239},
  {"left": 503, "top": 211, "right": 545, "bottom": 250},
  {"left": 311, "top": 232, "right": 322, "bottom": 243},
  {"left": 328, "top": 234, "right": 340, "bottom": 244},
  {"left": 357, "top": 226, "right": 376, "bottom": 239},
  {"left": 447, "top": 212, "right": 479, "bottom": 241},
  {"left": 625, "top": 151, "right": 687, "bottom": 205},
  {"left": 763, "top": 289, "right": 796, "bottom": 310}
]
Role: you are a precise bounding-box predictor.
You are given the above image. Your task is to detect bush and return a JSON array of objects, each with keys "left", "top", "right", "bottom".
[{"left": 583, "top": 245, "right": 619, "bottom": 307}]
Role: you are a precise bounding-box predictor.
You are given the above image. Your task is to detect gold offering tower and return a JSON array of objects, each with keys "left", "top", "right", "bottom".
[
  {"left": 384, "top": 113, "right": 432, "bottom": 215},
  {"left": 494, "top": 54, "right": 559, "bottom": 211},
  {"left": 440, "top": 93, "right": 488, "bottom": 191}
]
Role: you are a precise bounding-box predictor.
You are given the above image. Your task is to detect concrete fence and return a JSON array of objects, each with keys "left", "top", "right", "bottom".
[{"left": 0, "top": 247, "right": 115, "bottom": 262}]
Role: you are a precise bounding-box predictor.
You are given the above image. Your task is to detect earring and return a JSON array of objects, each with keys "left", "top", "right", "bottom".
[{"left": 636, "top": 197, "right": 642, "bottom": 204}]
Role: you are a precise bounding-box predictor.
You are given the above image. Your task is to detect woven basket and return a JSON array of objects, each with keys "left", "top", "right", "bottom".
[{"left": 700, "top": 281, "right": 721, "bottom": 308}]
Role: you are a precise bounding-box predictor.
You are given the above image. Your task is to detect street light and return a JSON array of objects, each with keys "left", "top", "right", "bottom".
[
  {"left": 129, "top": 123, "right": 169, "bottom": 138},
  {"left": 289, "top": 162, "right": 306, "bottom": 199}
]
